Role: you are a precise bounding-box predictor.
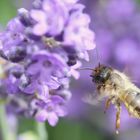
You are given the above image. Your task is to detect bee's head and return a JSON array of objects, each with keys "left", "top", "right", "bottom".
[{"left": 91, "top": 64, "right": 112, "bottom": 84}]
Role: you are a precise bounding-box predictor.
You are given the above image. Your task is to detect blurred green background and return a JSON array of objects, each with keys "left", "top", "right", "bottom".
[{"left": 0, "top": 0, "right": 16, "bottom": 25}]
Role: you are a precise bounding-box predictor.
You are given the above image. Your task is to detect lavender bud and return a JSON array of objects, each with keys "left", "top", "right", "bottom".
[
  {"left": 19, "top": 74, "right": 31, "bottom": 89},
  {"left": 10, "top": 66, "right": 24, "bottom": 78},
  {"left": 18, "top": 8, "right": 33, "bottom": 26},
  {"left": 8, "top": 46, "right": 27, "bottom": 62}
]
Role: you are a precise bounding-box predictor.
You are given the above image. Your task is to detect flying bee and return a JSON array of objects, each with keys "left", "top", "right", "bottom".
[{"left": 82, "top": 63, "right": 140, "bottom": 134}]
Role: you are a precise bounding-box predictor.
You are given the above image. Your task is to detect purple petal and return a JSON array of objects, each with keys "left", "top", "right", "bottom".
[
  {"left": 55, "top": 106, "right": 67, "bottom": 117},
  {"left": 35, "top": 109, "right": 48, "bottom": 122},
  {"left": 51, "top": 95, "right": 65, "bottom": 104},
  {"left": 7, "top": 18, "right": 24, "bottom": 32},
  {"left": 30, "top": 10, "right": 46, "bottom": 22},
  {"left": 46, "top": 77, "right": 60, "bottom": 89},
  {"left": 37, "top": 83, "right": 49, "bottom": 100},
  {"left": 33, "top": 23, "right": 48, "bottom": 36},
  {"left": 47, "top": 112, "right": 59, "bottom": 126}
]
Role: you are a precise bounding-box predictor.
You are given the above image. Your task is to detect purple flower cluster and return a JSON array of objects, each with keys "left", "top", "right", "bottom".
[{"left": 0, "top": 0, "right": 95, "bottom": 126}]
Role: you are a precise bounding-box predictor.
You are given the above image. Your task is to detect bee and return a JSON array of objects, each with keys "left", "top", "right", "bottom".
[{"left": 83, "top": 63, "right": 140, "bottom": 134}]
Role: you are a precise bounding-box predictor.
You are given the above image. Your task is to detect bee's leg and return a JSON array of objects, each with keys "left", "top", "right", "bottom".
[
  {"left": 104, "top": 96, "right": 114, "bottom": 113},
  {"left": 115, "top": 102, "right": 121, "bottom": 134}
]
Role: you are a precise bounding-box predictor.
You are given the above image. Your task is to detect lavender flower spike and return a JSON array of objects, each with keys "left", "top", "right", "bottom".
[{"left": 0, "top": 0, "right": 96, "bottom": 126}]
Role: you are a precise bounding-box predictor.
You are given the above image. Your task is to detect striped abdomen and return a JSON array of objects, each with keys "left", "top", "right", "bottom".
[{"left": 121, "top": 91, "right": 140, "bottom": 119}]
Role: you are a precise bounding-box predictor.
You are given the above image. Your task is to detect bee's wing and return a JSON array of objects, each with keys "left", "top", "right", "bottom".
[{"left": 82, "top": 92, "right": 104, "bottom": 106}]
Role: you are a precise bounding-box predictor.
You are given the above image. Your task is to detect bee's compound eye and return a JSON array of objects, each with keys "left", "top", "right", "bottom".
[
  {"left": 94, "top": 75, "right": 105, "bottom": 83},
  {"left": 95, "top": 75, "right": 101, "bottom": 80}
]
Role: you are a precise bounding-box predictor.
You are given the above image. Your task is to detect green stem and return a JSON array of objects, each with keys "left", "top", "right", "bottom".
[
  {"left": 36, "top": 122, "right": 48, "bottom": 140},
  {"left": 0, "top": 105, "right": 16, "bottom": 140}
]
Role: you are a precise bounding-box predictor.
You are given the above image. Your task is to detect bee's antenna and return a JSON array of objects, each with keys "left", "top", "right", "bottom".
[{"left": 77, "top": 68, "right": 93, "bottom": 71}]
